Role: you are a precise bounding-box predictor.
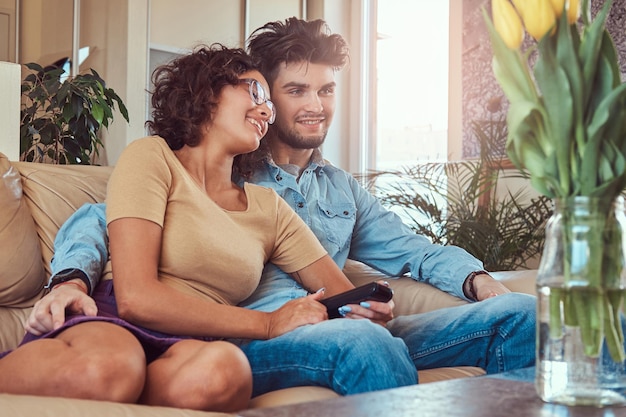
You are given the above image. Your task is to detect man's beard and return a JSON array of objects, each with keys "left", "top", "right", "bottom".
[{"left": 273, "top": 119, "right": 327, "bottom": 150}]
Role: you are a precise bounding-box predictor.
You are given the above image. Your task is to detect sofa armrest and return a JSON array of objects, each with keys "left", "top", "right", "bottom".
[
  {"left": 490, "top": 270, "right": 537, "bottom": 295},
  {"left": 343, "top": 260, "right": 467, "bottom": 316},
  {"left": 343, "top": 260, "right": 538, "bottom": 316}
]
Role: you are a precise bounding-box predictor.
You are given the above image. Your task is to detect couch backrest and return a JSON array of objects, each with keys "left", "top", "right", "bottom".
[{"left": 0, "top": 153, "right": 112, "bottom": 308}]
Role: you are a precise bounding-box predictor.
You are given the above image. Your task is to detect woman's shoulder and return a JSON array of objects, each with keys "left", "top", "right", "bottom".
[
  {"left": 117, "top": 136, "right": 174, "bottom": 165},
  {"left": 123, "top": 136, "right": 169, "bottom": 154}
]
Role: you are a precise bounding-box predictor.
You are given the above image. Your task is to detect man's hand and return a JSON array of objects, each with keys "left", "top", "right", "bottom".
[
  {"left": 25, "top": 280, "right": 97, "bottom": 335},
  {"left": 471, "top": 273, "right": 510, "bottom": 301}
]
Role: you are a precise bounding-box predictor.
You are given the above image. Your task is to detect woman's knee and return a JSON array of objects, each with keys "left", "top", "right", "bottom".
[
  {"left": 58, "top": 323, "right": 146, "bottom": 402},
  {"left": 152, "top": 340, "right": 252, "bottom": 412}
]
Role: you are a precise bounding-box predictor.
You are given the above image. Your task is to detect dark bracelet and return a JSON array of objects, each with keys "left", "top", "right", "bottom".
[
  {"left": 45, "top": 268, "right": 91, "bottom": 294},
  {"left": 465, "top": 270, "right": 488, "bottom": 301}
]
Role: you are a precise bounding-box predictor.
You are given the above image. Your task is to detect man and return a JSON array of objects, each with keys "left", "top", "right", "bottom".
[{"left": 29, "top": 17, "right": 535, "bottom": 396}]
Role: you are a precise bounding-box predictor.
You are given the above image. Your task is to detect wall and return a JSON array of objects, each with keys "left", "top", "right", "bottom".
[
  {"left": 461, "top": 0, "right": 626, "bottom": 159},
  {"left": 0, "top": 0, "right": 16, "bottom": 62},
  {"left": 12, "top": 0, "right": 357, "bottom": 168},
  {"left": 0, "top": 61, "right": 19, "bottom": 160}
]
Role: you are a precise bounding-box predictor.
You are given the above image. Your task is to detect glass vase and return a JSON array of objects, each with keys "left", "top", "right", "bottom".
[{"left": 536, "top": 196, "right": 626, "bottom": 406}]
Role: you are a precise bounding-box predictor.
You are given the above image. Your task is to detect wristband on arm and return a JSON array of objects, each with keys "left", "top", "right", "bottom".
[
  {"left": 463, "top": 270, "right": 489, "bottom": 301},
  {"left": 45, "top": 268, "right": 91, "bottom": 294}
]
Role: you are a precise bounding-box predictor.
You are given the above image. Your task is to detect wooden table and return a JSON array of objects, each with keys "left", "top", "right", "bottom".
[{"left": 239, "top": 368, "right": 626, "bottom": 417}]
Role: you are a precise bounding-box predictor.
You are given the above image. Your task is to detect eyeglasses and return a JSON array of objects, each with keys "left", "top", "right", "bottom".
[{"left": 238, "top": 78, "right": 276, "bottom": 124}]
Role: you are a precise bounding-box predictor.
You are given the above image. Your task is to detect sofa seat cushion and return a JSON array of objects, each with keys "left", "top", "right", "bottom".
[
  {"left": 0, "top": 393, "right": 231, "bottom": 417},
  {"left": 247, "top": 366, "right": 485, "bottom": 409},
  {"left": 0, "top": 154, "right": 44, "bottom": 307}
]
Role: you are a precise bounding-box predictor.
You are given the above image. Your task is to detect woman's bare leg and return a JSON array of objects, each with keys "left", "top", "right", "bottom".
[
  {"left": 0, "top": 322, "right": 146, "bottom": 402},
  {"left": 140, "top": 340, "right": 252, "bottom": 412}
]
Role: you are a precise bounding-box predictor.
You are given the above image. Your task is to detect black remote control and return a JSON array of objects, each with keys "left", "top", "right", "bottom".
[{"left": 320, "top": 282, "right": 393, "bottom": 319}]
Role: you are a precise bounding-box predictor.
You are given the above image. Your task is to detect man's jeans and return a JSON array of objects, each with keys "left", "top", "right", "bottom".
[
  {"left": 388, "top": 292, "right": 536, "bottom": 374},
  {"left": 233, "top": 319, "right": 418, "bottom": 397},
  {"left": 236, "top": 292, "right": 536, "bottom": 397}
]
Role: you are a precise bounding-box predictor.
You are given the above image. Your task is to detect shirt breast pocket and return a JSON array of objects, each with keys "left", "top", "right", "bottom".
[{"left": 317, "top": 201, "right": 356, "bottom": 250}]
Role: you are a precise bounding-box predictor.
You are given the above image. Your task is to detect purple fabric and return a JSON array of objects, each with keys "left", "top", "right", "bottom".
[{"left": 1, "top": 280, "right": 214, "bottom": 362}]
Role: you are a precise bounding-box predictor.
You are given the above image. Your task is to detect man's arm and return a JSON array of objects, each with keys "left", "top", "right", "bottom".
[
  {"left": 345, "top": 175, "right": 499, "bottom": 300},
  {"left": 26, "top": 203, "right": 108, "bottom": 335},
  {"left": 47, "top": 203, "right": 109, "bottom": 294}
]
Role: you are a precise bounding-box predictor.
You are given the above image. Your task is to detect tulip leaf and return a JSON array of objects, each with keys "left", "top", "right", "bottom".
[{"left": 579, "top": 0, "right": 613, "bottom": 107}]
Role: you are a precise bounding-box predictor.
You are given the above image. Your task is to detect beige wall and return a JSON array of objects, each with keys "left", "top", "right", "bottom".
[
  {"left": 14, "top": 0, "right": 456, "bottom": 173},
  {"left": 150, "top": 0, "right": 243, "bottom": 50},
  {"left": 0, "top": 0, "right": 16, "bottom": 62},
  {"left": 20, "top": 0, "right": 72, "bottom": 65},
  {"left": 13, "top": 0, "right": 359, "bottom": 168}
]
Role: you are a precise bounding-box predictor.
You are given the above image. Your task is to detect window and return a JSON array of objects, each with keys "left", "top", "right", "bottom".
[{"left": 373, "top": 0, "right": 450, "bottom": 171}]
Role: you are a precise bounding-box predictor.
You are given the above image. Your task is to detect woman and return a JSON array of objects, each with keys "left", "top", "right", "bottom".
[
  {"left": 105, "top": 44, "right": 401, "bottom": 401},
  {"left": 0, "top": 46, "right": 268, "bottom": 413},
  {"left": 1, "top": 44, "right": 404, "bottom": 410}
]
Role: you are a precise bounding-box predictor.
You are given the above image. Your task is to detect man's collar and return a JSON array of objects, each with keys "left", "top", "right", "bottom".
[{"left": 268, "top": 148, "right": 326, "bottom": 177}]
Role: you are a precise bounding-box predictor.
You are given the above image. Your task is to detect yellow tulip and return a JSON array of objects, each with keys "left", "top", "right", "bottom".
[
  {"left": 520, "top": 0, "right": 557, "bottom": 40},
  {"left": 511, "top": 0, "right": 526, "bottom": 18},
  {"left": 550, "top": 0, "right": 566, "bottom": 17},
  {"left": 492, "top": 0, "right": 525, "bottom": 49},
  {"left": 567, "top": 0, "right": 580, "bottom": 24}
]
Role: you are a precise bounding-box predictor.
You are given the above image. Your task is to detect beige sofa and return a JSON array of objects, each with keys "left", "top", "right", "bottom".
[{"left": 0, "top": 152, "right": 537, "bottom": 416}]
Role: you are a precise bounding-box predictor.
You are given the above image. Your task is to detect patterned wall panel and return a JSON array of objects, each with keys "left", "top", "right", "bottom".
[{"left": 462, "top": 0, "right": 626, "bottom": 159}]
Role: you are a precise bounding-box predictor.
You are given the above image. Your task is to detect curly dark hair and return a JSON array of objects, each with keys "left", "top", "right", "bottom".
[
  {"left": 146, "top": 44, "right": 257, "bottom": 150},
  {"left": 246, "top": 17, "right": 350, "bottom": 89}
]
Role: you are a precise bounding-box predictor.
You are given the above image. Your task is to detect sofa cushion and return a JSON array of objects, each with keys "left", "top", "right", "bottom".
[
  {"left": 0, "top": 153, "right": 44, "bottom": 307},
  {"left": 12, "top": 161, "right": 113, "bottom": 279},
  {"left": 0, "top": 307, "right": 32, "bottom": 352}
]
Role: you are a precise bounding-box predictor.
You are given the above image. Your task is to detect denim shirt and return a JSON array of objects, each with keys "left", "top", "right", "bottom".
[
  {"left": 236, "top": 152, "right": 484, "bottom": 312},
  {"left": 48, "top": 203, "right": 108, "bottom": 293},
  {"left": 51, "top": 155, "right": 484, "bottom": 311}
]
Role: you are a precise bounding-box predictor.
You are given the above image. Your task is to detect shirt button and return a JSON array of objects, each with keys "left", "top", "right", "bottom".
[
  {"left": 297, "top": 202, "right": 304, "bottom": 208},
  {"left": 275, "top": 175, "right": 282, "bottom": 181},
  {"left": 343, "top": 211, "right": 349, "bottom": 215}
]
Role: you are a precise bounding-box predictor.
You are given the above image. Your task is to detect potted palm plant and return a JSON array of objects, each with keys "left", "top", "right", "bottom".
[
  {"left": 19, "top": 62, "right": 129, "bottom": 164},
  {"left": 362, "top": 114, "right": 552, "bottom": 272}
]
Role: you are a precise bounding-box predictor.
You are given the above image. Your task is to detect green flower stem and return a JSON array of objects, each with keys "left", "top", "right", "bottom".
[
  {"left": 604, "top": 289, "right": 626, "bottom": 363},
  {"left": 549, "top": 288, "right": 564, "bottom": 339},
  {"left": 555, "top": 198, "right": 626, "bottom": 362}
]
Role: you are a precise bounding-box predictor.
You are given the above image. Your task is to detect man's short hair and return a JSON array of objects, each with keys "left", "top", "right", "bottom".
[{"left": 246, "top": 17, "right": 349, "bottom": 87}]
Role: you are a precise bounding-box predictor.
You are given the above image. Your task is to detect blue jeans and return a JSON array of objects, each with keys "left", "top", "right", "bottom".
[
  {"left": 233, "top": 319, "right": 418, "bottom": 397},
  {"left": 236, "top": 293, "right": 535, "bottom": 397},
  {"left": 387, "top": 292, "right": 536, "bottom": 374}
]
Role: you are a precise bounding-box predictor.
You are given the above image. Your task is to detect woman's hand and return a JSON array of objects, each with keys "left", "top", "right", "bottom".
[
  {"left": 335, "top": 281, "right": 395, "bottom": 326},
  {"left": 265, "top": 289, "right": 328, "bottom": 339},
  {"left": 25, "top": 280, "right": 97, "bottom": 335}
]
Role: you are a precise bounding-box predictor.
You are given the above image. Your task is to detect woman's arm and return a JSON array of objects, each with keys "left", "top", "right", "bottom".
[
  {"left": 290, "top": 255, "right": 395, "bottom": 326},
  {"left": 108, "top": 217, "right": 328, "bottom": 339}
]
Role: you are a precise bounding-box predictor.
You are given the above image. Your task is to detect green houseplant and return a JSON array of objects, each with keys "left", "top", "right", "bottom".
[
  {"left": 363, "top": 116, "right": 552, "bottom": 272},
  {"left": 20, "top": 62, "right": 129, "bottom": 164}
]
